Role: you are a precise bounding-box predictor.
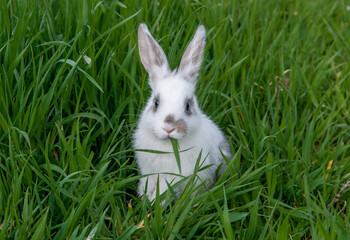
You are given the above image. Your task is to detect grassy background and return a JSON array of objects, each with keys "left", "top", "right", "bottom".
[{"left": 0, "top": 0, "right": 349, "bottom": 239}]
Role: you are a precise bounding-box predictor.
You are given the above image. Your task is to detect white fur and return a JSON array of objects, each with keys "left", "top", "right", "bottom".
[{"left": 134, "top": 24, "right": 231, "bottom": 201}]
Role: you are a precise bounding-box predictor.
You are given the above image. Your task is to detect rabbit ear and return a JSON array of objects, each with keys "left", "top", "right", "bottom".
[
  {"left": 138, "top": 24, "right": 170, "bottom": 82},
  {"left": 178, "top": 25, "right": 206, "bottom": 83}
]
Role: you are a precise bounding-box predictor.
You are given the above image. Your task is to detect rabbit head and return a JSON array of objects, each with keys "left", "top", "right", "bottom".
[{"left": 138, "top": 24, "right": 206, "bottom": 140}]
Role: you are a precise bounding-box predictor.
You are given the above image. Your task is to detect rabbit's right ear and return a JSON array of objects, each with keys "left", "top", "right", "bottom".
[
  {"left": 138, "top": 24, "right": 170, "bottom": 83},
  {"left": 178, "top": 25, "right": 206, "bottom": 83}
]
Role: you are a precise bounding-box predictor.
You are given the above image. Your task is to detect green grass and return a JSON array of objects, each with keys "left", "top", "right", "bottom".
[{"left": 0, "top": 0, "right": 349, "bottom": 239}]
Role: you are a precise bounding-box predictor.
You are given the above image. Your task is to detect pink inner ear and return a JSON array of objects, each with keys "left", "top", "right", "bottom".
[
  {"left": 138, "top": 24, "right": 170, "bottom": 82},
  {"left": 178, "top": 26, "right": 206, "bottom": 83}
]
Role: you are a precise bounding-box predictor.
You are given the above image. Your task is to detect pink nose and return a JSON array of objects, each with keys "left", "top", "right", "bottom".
[{"left": 163, "top": 128, "right": 175, "bottom": 134}]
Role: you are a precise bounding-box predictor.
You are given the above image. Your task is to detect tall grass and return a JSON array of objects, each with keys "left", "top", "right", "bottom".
[{"left": 0, "top": 0, "right": 349, "bottom": 239}]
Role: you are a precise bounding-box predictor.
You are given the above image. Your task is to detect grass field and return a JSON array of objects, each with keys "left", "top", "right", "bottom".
[{"left": 0, "top": 0, "right": 349, "bottom": 239}]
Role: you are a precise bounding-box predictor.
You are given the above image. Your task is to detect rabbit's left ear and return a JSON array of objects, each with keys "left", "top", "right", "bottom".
[
  {"left": 178, "top": 26, "right": 206, "bottom": 83},
  {"left": 138, "top": 24, "right": 170, "bottom": 82}
]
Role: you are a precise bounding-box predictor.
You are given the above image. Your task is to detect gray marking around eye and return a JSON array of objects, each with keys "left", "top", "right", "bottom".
[
  {"left": 184, "top": 97, "right": 194, "bottom": 116},
  {"left": 151, "top": 94, "right": 160, "bottom": 112}
]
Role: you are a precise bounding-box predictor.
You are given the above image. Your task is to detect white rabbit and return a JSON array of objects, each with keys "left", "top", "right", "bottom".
[{"left": 134, "top": 23, "right": 231, "bottom": 201}]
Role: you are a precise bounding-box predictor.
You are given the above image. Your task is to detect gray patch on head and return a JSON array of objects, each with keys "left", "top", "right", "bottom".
[{"left": 164, "top": 114, "right": 188, "bottom": 135}]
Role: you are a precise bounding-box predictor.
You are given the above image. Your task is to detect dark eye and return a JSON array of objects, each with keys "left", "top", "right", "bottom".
[
  {"left": 185, "top": 102, "right": 190, "bottom": 112},
  {"left": 154, "top": 99, "right": 159, "bottom": 108}
]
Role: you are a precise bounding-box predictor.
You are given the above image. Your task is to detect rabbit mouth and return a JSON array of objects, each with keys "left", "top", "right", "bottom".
[
  {"left": 155, "top": 128, "right": 185, "bottom": 140},
  {"left": 163, "top": 127, "right": 175, "bottom": 134}
]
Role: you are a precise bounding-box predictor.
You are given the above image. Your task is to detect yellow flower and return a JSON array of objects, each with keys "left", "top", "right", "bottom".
[{"left": 325, "top": 160, "right": 333, "bottom": 180}]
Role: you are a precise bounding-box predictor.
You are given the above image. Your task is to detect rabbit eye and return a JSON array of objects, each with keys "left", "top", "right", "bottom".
[
  {"left": 152, "top": 95, "right": 160, "bottom": 112},
  {"left": 184, "top": 98, "right": 194, "bottom": 115},
  {"left": 185, "top": 102, "right": 190, "bottom": 112}
]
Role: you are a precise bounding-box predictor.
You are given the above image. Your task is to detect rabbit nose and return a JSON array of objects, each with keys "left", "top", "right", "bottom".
[{"left": 163, "top": 128, "right": 175, "bottom": 134}]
